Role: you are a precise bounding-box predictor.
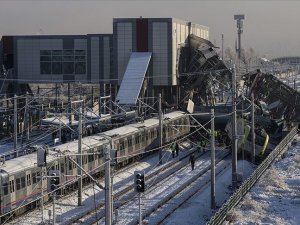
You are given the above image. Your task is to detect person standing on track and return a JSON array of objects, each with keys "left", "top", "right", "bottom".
[
  {"left": 189, "top": 154, "right": 195, "bottom": 170},
  {"left": 175, "top": 141, "right": 179, "bottom": 157}
]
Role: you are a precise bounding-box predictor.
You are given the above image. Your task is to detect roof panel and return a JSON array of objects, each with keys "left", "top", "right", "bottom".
[{"left": 116, "top": 52, "right": 152, "bottom": 105}]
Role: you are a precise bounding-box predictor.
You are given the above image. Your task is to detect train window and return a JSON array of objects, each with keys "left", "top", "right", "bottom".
[
  {"left": 135, "top": 136, "right": 139, "bottom": 145},
  {"left": 26, "top": 174, "right": 31, "bottom": 186},
  {"left": 10, "top": 180, "right": 15, "bottom": 193},
  {"left": 36, "top": 172, "right": 41, "bottom": 183},
  {"left": 16, "top": 178, "right": 21, "bottom": 190},
  {"left": 151, "top": 130, "right": 155, "bottom": 139},
  {"left": 88, "top": 154, "right": 94, "bottom": 162},
  {"left": 60, "top": 163, "right": 65, "bottom": 173},
  {"left": 97, "top": 147, "right": 103, "bottom": 158},
  {"left": 68, "top": 161, "right": 73, "bottom": 170},
  {"left": 120, "top": 147, "right": 125, "bottom": 156},
  {"left": 98, "top": 150, "right": 103, "bottom": 159},
  {"left": 3, "top": 183, "right": 8, "bottom": 195},
  {"left": 145, "top": 132, "right": 149, "bottom": 141},
  {"left": 141, "top": 134, "right": 144, "bottom": 142},
  {"left": 128, "top": 138, "right": 132, "bottom": 147},
  {"left": 120, "top": 142, "right": 125, "bottom": 151},
  {"left": 33, "top": 173, "right": 37, "bottom": 184},
  {"left": 21, "top": 177, "right": 26, "bottom": 188}
]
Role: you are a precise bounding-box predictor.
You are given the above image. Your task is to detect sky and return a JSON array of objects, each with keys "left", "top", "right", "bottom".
[{"left": 0, "top": 0, "right": 300, "bottom": 58}]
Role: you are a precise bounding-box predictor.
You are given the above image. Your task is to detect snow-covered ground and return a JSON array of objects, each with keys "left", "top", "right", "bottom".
[
  {"left": 161, "top": 160, "right": 256, "bottom": 225},
  {"left": 227, "top": 135, "right": 300, "bottom": 225}
]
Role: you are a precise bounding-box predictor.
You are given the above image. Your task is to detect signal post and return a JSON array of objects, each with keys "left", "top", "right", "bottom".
[{"left": 134, "top": 171, "right": 145, "bottom": 225}]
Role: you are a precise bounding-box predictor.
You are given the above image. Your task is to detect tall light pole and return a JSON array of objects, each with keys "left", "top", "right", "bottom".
[
  {"left": 78, "top": 107, "right": 82, "bottom": 206},
  {"left": 234, "top": 14, "right": 245, "bottom": 60},
  {"left": 158, "top": 93, "right": 163, "bottom": 165},
  {"left": 232, "top": 64, "right": 238, "bottom": 189},
  {"left": 210, "top": 109, "right": 216, "bottom": 209},
  {"left": 221, "top": 34, "right": 224, "bottom": 60}
]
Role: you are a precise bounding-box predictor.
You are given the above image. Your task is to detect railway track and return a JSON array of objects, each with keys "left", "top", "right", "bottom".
[
  {"left": 76, "top": 149, "right": 229, "bottom": 225},
  {"left": 63, "top": 146, "right": 202, "bottom": 225},
  {"left": 143, "top": 155, "right": 232, "bottom": 225}
]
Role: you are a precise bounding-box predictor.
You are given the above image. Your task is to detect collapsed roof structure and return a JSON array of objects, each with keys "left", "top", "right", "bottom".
[
  {"left": 243, "top": 71, "right": 300, "bottom": 122},
  {"left": 178, "top": 34, "right": 232, "bottom": 107}
]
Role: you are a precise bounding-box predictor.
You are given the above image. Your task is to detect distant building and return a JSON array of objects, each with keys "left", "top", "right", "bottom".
[
  {"left": 272, "top": 57, "right": 300, "bottom": 66},
  {"left": 0, "top": 34, "right": 112, "bottom": 84}
]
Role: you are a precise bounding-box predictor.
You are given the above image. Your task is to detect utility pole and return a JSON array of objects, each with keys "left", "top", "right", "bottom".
[
  {"left": 99, "top": 83, "right": 102, "bottom": 116},
  {"left": 221, "top": 34, "right": 224, "bottom": 60},
  {"left": 105, "top": 146, "right": 112, "bottom": 225},
  {"left": 211, "top": 109, "right": 216, "bottom": 209},
  {"left": 68, "top": 83, "right": 72, "bottom": 125},
  {"left": 91, "top": 86, "right": 94, "bottom": 108},
  {"left": 40, "top": 167, "right": 45, "bottom": 224},
  {"left": 55, "top": 83, "right": 58, "bottom": 111},
  {"left": 14, "top": 94, "right": 18, "bottom": 158},
  {"left": 78, "top": 107, "right": 82, "bottom": 206},
  {"left": 158, "top": 93, "right": 163, "bottom": 165},
  {"left": 103, "top": 83, "right": 107, "bottom": 114},
  {"left": 232, "top": 64, "right": 238, "bottom": 189},
  {"left": 26, "top": 92, "right": 29, "bottom": 142},
  {"left": 59, "top": 113, "right": 62, "bottom": 144},
  {"left": 139, "top": 192, "right": 142, "bottom": 225},
  {"left": 52, "top": 193, "right": 56, "bottom": 225},
  {"left": 234, "top": 15, "right": 245, "bottom": 60},
  {"left": 251, "top": 93, "right": 256, "bottom": 164},
  {"left": 111, "top": 166, "right": 114, "bottom": 224}
]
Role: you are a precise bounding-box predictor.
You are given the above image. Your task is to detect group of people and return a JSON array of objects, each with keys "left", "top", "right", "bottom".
[{"left": 170, "top": 140, "right": 197, "bottom": 171}]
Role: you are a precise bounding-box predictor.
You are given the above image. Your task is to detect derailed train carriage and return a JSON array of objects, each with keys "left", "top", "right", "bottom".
[{"left": 0, "top": 111, "right": 190, "bottom": 221}]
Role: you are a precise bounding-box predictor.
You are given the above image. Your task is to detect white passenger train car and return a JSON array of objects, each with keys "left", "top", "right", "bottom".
[{"left": 0, "top": 111, "right": 190, "bottom": 221}]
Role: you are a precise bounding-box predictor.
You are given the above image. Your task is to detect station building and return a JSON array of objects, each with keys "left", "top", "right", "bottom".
[{"left": 0, "top": 17, "right": 209, "bottom": 105}]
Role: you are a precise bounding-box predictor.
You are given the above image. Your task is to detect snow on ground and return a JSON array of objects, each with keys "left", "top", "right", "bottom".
[
  {"left": 6, "top": 142, "right": 193, "bottom": 225},
  {"left": 228, "top": 135, "right": 300, "bottom": 225},
  {"left": 110, "top": 150, "right": 227, "bottom": 225},
  {"left": 162, "top": 160, "right": 256, "bottom": 225}
]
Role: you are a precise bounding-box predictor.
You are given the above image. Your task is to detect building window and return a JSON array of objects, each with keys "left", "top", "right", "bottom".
[
  {"left": 63, "top": 62, "right": 74, "bottom": 74},
  {"left": 75, "top": 62, "right": 86, "bottom": 74},
  {"left": 40, "top": 49, "right": 86, "bottom": 75},
  {"left": 40, "top": 62, "right": 52, "bottom": 74}
]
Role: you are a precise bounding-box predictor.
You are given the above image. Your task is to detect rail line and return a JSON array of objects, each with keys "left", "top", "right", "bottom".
[
  {"left": 144, "top": 155, "right": 232, "bottom": 225},
  {"left": 63, "top": 145, "right": 201, "bottom": 225},
  {"left": 82, "top": 149, "right": 229, "bottom": 225}
]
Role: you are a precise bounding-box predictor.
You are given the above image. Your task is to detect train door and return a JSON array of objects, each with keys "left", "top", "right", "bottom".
[
  {"left": 0, "top": 171, "right": 11, "bottom": 214},
  {"left": 9, "top": 175, "right": 15, "bottom": 212}
]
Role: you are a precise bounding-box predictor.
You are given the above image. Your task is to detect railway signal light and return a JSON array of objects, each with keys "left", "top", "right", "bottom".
[
  {"left": 48, "top": 170, "right": 60, "bottom": 193},
  {"left": 134, "top": 171, "right": 145, "bottom": 193}
]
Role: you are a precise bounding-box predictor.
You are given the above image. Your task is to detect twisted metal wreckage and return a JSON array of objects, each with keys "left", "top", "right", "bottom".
[
  {"left": 177, "top": 34, "right": 299, "bottom": 159},
  {"left": 177, "top": 34, "right": 232, "bottom": 107}
]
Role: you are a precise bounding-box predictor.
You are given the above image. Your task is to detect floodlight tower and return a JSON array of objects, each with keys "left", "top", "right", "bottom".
[{"left": 234, "top": 14, "right": 245, "bottom": 60}]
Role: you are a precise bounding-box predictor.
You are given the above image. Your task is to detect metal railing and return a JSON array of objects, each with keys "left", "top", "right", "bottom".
[{"left": 207, "top": 126, "right": 298, "bottom": 225}]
